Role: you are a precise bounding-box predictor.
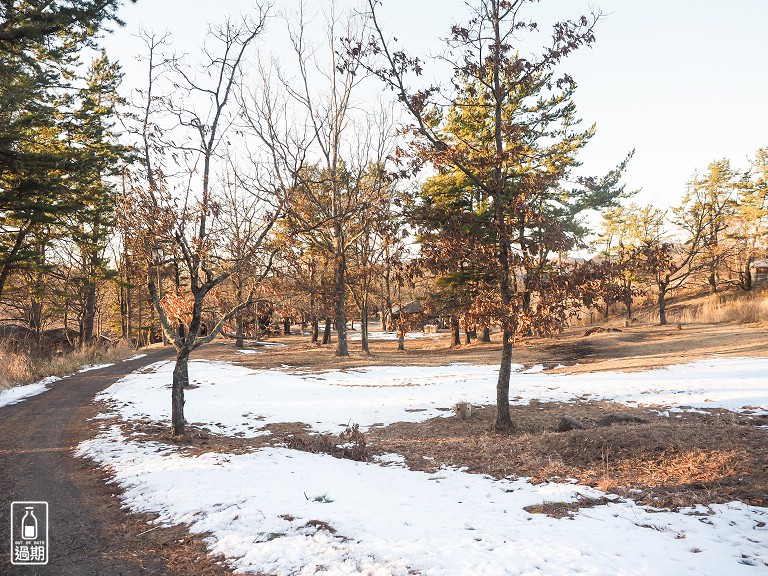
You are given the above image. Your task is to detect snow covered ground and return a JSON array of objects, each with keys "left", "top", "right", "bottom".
[
  {"left": 0, "top": 375, "right": 60, "bottom": 409},
  {"left": 79, "top": 356, "right": 768, "bottom": 575},
  {"left": 97, "top": 357, "right": 768, "bottom": 437}
]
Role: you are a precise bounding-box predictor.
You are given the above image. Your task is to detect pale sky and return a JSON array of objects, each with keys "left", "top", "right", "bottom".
[{"left": 100, "top": 0, "right": 768, "bottom": 211}]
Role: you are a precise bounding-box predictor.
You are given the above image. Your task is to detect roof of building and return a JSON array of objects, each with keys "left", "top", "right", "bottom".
[{"left": 392, "top": 301, "right": 424, "bottom": 315}]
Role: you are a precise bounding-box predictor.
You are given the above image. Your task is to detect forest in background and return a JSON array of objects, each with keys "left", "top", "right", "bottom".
[{"left": 1, "top": 1, "right": 766, "bottom": 432}]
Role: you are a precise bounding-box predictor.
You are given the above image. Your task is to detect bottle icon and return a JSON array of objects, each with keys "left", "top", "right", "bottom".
[{"left": 21, "top": 507, "right": 37, "bottom": 540}]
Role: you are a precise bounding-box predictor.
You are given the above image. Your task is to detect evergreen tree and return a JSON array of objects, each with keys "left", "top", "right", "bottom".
[
  {"left": 0, "top": 0, "right": 134, "bottom": 300},
  {"left": 730, "top": 149, "right": 768, "bottom": 289},
  {"left": 359, "top": 0, "right": 627, "bottom": 428},
  {"left": 690, "top": 160, "right": 740, "bottom": 293},
  {"left": 65, "top": 52, "right": 128, "bottom": 345}
]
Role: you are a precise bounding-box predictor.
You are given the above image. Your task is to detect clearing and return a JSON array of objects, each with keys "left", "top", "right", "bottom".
[{"left": 71, "top": 320, "right": 768, "bottom": 575}]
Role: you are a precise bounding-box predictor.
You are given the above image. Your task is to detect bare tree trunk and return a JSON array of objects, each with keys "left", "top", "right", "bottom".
[
  {"left": 235, "top": 311, "right": 245, "bottom": 349},
  {"left": 496, "top": 329, "right": 514, "bottom": 429},
  {"left": 28, "top": 242, "right": 45, "bottom": 351},
  {"left": 148, "top": 286, "right": 157, "bottom": 343},
  {"left": 481, "top": 326, "right": 491, "bottom": 343},
  {"left": 137, "top": 290, "right": 144, "bottom": 347},
  {"left": 491, "top": 1, "right": 514, "bottom": 431},
  {"left": 29, "top": 298, "right": 43, "bottom": 345},
  {"left": 171, "top": 347, "right": 190, "bottom": 436},
  {"left": 283, "top": 317, "right": 291, "bottom": 335},
  {"left": 334, "top": 240, "right": 349, "bottom": 356},
  {"left": 82, "top": 246, "right": 99, "bottom": 346},
  {"left": 119, "top": 261, "right": 132, "bottom": 344},
  {"left": 126, "top": 283, "right": 133, "bottom": 346},
  {"left": 120, "top": 289, "right": 127, "bottom": 339},
  {"left": 311, "top": 317, "right": 319, "bottom": 343},
  {"left": 450, "top": 316, "right": 461, "bottom": 347},
  {"left": 658, "top": 284, "right": 668, "bottom": 326},
  {"left": 744, "top": 258, "right": 753, "bottom": 291},
  {"left": 384, "top": 269, "right": 394, "bottom": 331},
  {"left": 322, "top": 317, "right": 332, "bottom": 345},
  {"left": 494, "top": 235, "right": 515, "bottom": 430},
  {"left": 174, "top": 259, "right": 186, "bottom": 340},
  {"left": 83, "top": 281, "right": 96, "bottom": 346},
  {"left": 124, "top": 248, "right": 133, "bottom": 348},
  {"left": 361, "top": 304, "right": 369, "bottom": 353}
]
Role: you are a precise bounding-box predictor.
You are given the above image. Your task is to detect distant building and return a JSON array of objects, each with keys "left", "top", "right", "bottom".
[
  {"left": 751, "top": 260, "right": 768, "bottom": 284},
  {"left": 391, "top": 300, "right": 424, "bottom": 318}
]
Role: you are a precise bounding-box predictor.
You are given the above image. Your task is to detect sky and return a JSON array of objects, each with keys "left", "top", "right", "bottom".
[{"left": 99, "top": 0, "right": 768, "bottom": 211}]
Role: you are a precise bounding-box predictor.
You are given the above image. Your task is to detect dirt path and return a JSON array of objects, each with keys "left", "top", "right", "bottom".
[{"left": 0, "top": 349, "right": 178, "bottom": 575}]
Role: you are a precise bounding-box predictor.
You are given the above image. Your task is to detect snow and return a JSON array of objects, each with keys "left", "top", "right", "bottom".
[
  {"left": 522, "top": 363, "right": 545, "bottom": 373},
  {"left": 78, "top": 427, "right": 768, "bottom": 575},
  {"left": 124, "top": 353, "right": 147, "bottom": 362},
  {"left": 78, "top": 362, "right": 115, "bottom": 373},
  {"left": 0, "top": 376, "right": 59, "bottom": 409},
  {"left": 97, "top": 357, "right": 768, "bottom": 437},
  {"left": 97, "top": 361, "right": 506, "bottom": 436},
  {"left": 79, "top": 355, "right": 768, "bottom": 574}
]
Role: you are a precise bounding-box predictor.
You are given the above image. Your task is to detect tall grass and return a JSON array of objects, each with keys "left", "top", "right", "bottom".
[
  {"left": 576, "top": 289, "right": 768, "bottom": 327},
  {"left": 0, "top": 340, "right": 134, "bottom": 390},
  {"left": 674, "top": 290, "right": 768, "bottom": 325}
]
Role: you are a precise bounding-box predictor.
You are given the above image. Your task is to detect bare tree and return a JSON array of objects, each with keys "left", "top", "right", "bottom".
[
  {"left": 218, "top": 161, "right": 277, "bottom": 348},
  {"left": 131, "top": 11, "right": 283, "bottom": 436},
  {"left": 270, "top": 3, "right": 374, "bottom": 357}
]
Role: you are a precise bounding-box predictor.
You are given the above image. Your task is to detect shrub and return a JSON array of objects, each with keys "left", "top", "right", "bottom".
[{"left": 284, "top": 423, "right": 371, "bottom": 462}]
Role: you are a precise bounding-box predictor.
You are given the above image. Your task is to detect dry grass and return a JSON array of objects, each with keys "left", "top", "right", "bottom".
[
  {"left": 640, "top": 289, "right": 768, "bottom": 326},
  {"left": 523, "top": 496, "right": 614, "bottom": 518},
  {"left": 202, "top": 317, "right": 768, "bottom": 378},
  {"left": 0, "top": 340, "right": 135, "bottom": 390},
  {"left": 368, "top": 402, "right": 768, "bottom": 509},
  {"left": 284, "top": 423, "right": 372, "bottom": 462}
]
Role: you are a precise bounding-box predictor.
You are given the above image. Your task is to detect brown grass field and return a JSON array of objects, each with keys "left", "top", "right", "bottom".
[{"left": 202, "top": 317, "right": 768, "bottom": 374}]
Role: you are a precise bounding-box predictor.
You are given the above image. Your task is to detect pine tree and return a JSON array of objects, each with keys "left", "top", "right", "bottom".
[
  {"left": 65, "top": 52, "right": 128, "bottom": 345},
  {"left": 357, "top": 0, "right": 628, "bottom": 428},
  {"left": 730, "top": 149, "right": 768, "bottom": 289},
  {"left": 689, "top": 161, "right": 740, "bottom": 293},
  {"left": 0, "top": 0, "right": 135, "bottom": 300}
]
